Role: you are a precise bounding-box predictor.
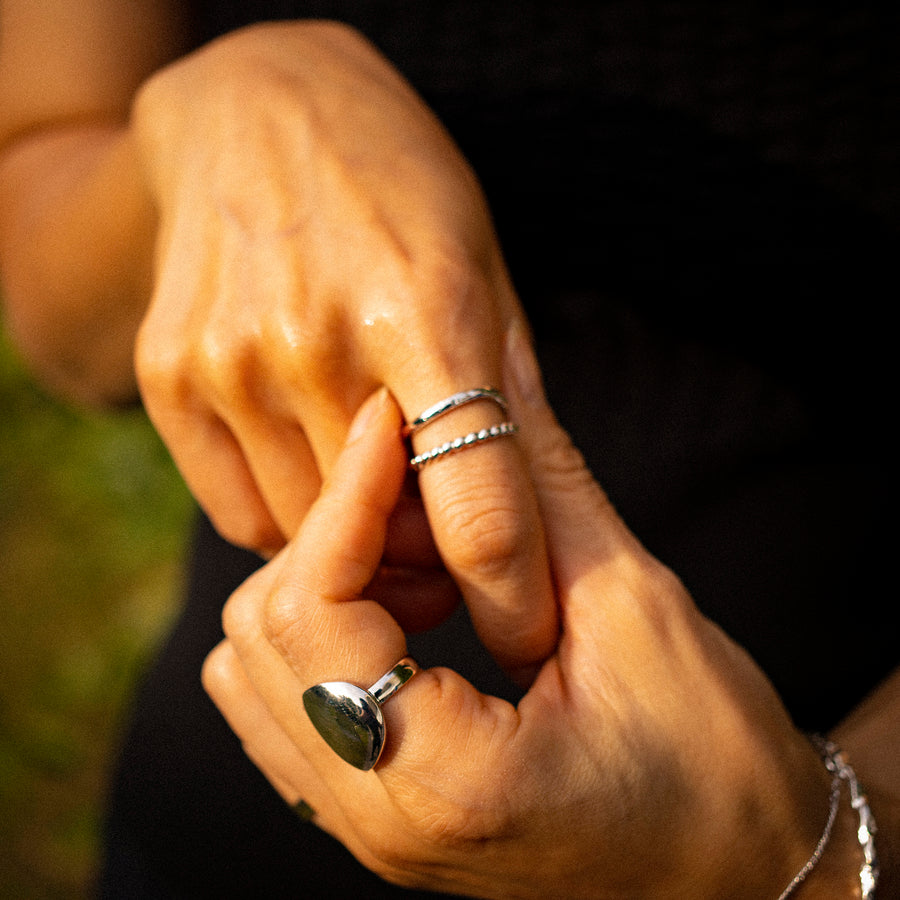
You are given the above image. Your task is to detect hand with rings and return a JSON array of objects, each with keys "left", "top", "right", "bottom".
[
  {"left": 126, "top": 22, "right": 556, "bottom": 683},
  {"left": 4, "top": 10, "right": 556, "bottom": 678},
  {"left": 2, "top": 14, "right": 555, "bottom": 678},
  {"left": 203, "top": 327, "right": 836, "bottom": 899}
]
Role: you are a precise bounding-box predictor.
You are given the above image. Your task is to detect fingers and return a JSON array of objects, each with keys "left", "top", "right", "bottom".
[
  {"left": 203, "top": 640, "right": 314, "bottom": 803},
  {"left": 136, "top": 394, "right": 320, "bottom": 556},
  {"left": 160, "top": 407, "right": 322, "bottom": 555},
  {"left": 137, "top": 285, "right": 446, "bottom": 574},
  {"left": 134, "top": 27, "right": 559, "bottom": 669},
  {"left": 207, "top": 386, "right": 586, "bottom": 895},
  {"left": 139, "top": 205, "right": 557, "bottom": 676},
  {"left": 398, "top": 374, "right": 557, "bottom": 683},
  {"left": 502, "top": 321, "right": 641, "bottom": 574},
  {"left": 134, "top": 252, "right": 321, "bottom": 555},
  {"left": 501, "top": 320, "right": 695, "bottom": 665},
  {"left": 223, "top": 411, "right": 324, "bottom": 540},
  {"left": 255, "top": 387, "right": 412, "bottom": 681},
  {"left": 202, "top": 639, "right": 350, "bottom": 841},
  {"left": 220, "top": 388, "right": 518, "bottom": 779}
]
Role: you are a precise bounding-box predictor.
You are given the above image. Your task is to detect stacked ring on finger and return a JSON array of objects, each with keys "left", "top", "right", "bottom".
[
  {"left": 303, "top": 658, "right": 420, "bottom": 771},
  {"left": 410, "top": 422, "right": 520, "bottom": 470},
  {"left": 405, "top": 387, "right": 519, "bottom": 470},
  {"left": 403, "top": 387, "right": 508, "bottom": 437}
]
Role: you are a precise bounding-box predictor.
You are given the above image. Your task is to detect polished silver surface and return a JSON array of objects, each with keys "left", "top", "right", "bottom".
[
  {"left": 404, "top": 388, "right": 508, "bottom": 437},
  {"left": 370, "top": 658, "right": 419, "bottom": 703},
  {"left": 410, "top": 421, "right": 519, "bottom": 470},
  {"left": 303, "top": 658, "right": 419, "bottom": 771}
]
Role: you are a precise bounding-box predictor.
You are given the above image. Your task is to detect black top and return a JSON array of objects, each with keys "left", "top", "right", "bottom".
[{"left": 101, "top": 3, "right": 897, "bottom": 897}]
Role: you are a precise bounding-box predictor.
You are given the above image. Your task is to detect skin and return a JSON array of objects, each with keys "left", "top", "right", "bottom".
[
  {"left": 204, "top": 329, "right": 894, "bottom": 898},
  {"left": 0, "top": 7, "right": 556, "bottom": 679},
  {"left": 1, "top": 4, "right": 897, "bottom": 895}
]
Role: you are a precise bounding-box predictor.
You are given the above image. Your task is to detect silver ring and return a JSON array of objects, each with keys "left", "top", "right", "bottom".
[
  {"left": 302, "top": 658, "right": 419, "bottom": 771},
  {"left": 410, "top": 421, "right": 519, "bottom": 470},
  {"left": 291, "top": 798, "right": 316, "bottom": 822},
  {"left": 404, "top": 387, "right": 508, "bottom": 437}
]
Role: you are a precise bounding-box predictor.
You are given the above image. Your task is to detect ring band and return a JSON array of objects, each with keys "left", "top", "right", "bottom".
[
  {"left": 303, "top": 658, "right": 419, "bottom": 771},
  {"left": 410, "top": 422, "right": 519, "bottom": 470},
  {"left": 369, "top": 658, "right": 419, "bottom": 703},
  {"left": 404, "top": 387, "right": 508, "bottom": 437},
  {"left": 292, "top": 799, "right": 316, "bottom": 822}
]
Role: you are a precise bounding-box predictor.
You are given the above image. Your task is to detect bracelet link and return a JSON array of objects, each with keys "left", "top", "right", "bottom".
[{"left": 776, "top": 736, "right": 879, "bottom": 900}]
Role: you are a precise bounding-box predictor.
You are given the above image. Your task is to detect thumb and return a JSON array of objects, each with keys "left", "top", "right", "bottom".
[{"left": 504, "top": 323, "right": 644, "bottom": 586}]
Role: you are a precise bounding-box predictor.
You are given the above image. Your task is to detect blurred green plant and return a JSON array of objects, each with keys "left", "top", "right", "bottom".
[{"left": 0, "top": 323, "right": 193, "bottom": 897}]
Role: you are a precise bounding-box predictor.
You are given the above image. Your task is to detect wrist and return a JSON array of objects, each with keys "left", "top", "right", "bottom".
[
  {"left": 675, "top": 732, "right": 872, "bottom": 900},
  {"left": 0, "top": 125, "right": 155, "bottom": 405}
]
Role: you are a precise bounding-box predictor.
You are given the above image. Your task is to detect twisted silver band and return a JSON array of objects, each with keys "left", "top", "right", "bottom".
[
  {"left": 404, "top": 388, "right": 508, "bottom": 438},
  {"left": 410, "top": 422, "right": 519, "bottom": 470}
]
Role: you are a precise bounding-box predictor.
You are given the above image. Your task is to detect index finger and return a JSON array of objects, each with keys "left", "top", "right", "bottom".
[{"left": 223, "top": 387, "right": 517, "bottom": 782}]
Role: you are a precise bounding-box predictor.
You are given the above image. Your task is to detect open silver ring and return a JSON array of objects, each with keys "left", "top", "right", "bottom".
[
  {"left": 302, "top": 658, "right": 419, "bottom": 771},
  {"left": 403, "top": 387, "right": 508, "bottom": 438}
]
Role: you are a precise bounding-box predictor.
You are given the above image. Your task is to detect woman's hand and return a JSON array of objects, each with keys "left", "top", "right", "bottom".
[
  {"left": 131, "top": 21, "right": 554, "bottom": 677},
  {"left": 202, "top": 326, "right": 838, "bottom": 899},
  {"left": 134, "top": 23, "right": 557, "bottom": 677}
]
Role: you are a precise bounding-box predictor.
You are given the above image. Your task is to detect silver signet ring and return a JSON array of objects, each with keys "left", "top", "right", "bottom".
[{"left": 302, "top": 658, "right": 419, "bottom": 771}]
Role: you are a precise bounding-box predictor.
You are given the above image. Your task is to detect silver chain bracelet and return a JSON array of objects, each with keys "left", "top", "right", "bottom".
[{"left": 777, "top": 736, "right": 879, "bottom": 899}]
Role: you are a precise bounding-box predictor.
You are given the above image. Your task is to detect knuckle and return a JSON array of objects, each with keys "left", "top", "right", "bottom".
[
  {"left": 631, "top": 556, "right": 693, "bottom": 624},
  {"left": 199, "top": 642, "right": 231, "bottom": 699},
  {"left": 260, "top": 583, "right": 317, "bottom": 659},
  {"left": 220, "top": 580, "right": 257, "bottom": 644},
  {"left": 281, "top": 328, "right": 346, "bottom": 397},
  {"left": 260, "top": 588, "right": 293, "bottom": 650},
  {"left": 418, "top": 244, "right": 481, "bottom": 304},
  {"left": 436, "top": 489, "right": 527, "bottom": 581},
  {"left": 133, "top": 315, "right": 185, "bottom": 399},
  {"left": 537, "top": 425, "right": 623, "bottom": 529},
  {"left": 191, "top": 323, "right": 257, "bottom": 404},
  {"left": 414, "top": 254, "right": 497, "bottom": 345},
  {"left": 363, "top": 248, "right": 500, "bottom": 378},
  {"left": 138, "top": 307, "right": 264, "bottom": 411},
  {"left": 538, "top": 426, "right": 595, "bottom": 493}
]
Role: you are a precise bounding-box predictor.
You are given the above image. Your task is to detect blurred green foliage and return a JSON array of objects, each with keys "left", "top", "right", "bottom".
[{"left": 0, "top": 324, "right": 193, "bottom": 897}]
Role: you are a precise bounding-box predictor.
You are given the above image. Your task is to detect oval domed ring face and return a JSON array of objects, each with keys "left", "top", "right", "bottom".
[
  {"left": 302, "top": 659, "right": 419, "bottom": 771},
  {"left": 302, "top": 682, "right": 385, "bottom": 771}
]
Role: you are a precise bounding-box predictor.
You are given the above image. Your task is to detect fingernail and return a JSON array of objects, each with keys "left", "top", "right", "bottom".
[
  {"left": 505, "top": 321, "right": 546, "bottom": 408},
  {"left": 347, "top": 387, "right": 389, "bottom": 444}
]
